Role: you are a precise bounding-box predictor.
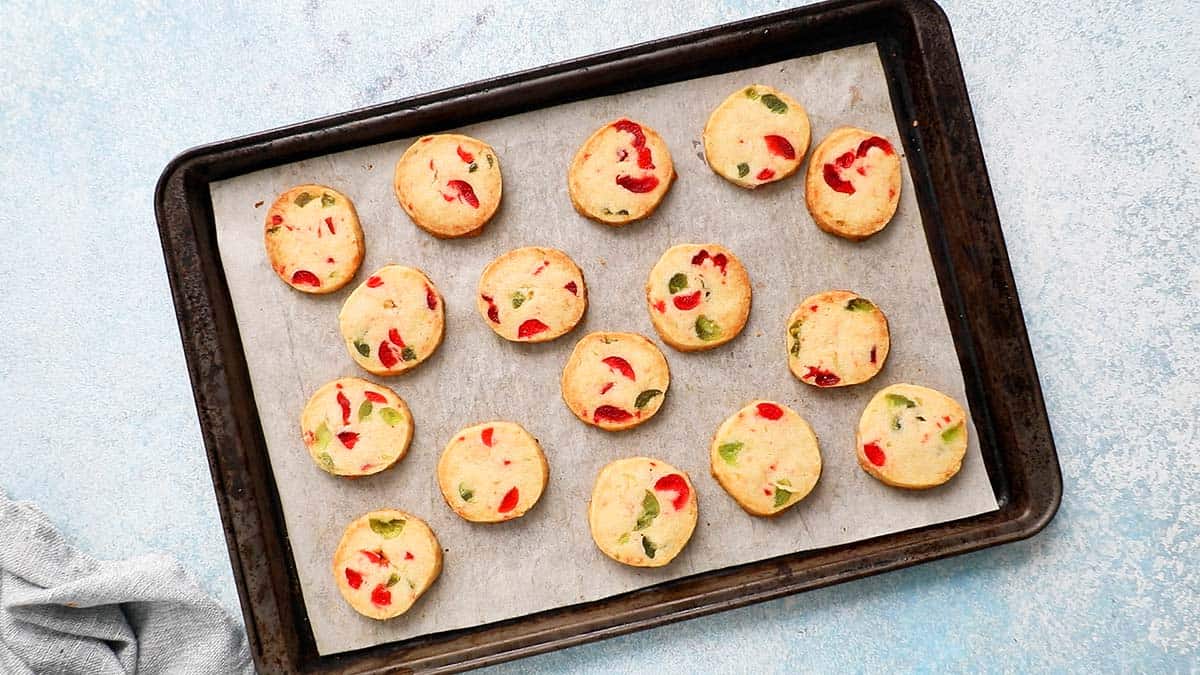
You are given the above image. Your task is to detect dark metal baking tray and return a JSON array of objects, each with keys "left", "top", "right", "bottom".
[{"left": 154, "top": 0, "right": 1061, "bottom": 671}]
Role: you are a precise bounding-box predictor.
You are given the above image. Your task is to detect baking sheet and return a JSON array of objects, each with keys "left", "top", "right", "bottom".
[{"left": 209, "top": 43, "right": 998, "bottom": 655}]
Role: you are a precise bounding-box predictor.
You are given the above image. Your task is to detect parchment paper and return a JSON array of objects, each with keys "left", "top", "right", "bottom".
[{"left": 209, "top": 43, "right": 998, "bottom": 655}]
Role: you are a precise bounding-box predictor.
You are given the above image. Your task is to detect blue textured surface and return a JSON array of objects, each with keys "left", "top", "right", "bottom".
[{"left": 1, "top": 1, "right": 1196, "bottom": 671}]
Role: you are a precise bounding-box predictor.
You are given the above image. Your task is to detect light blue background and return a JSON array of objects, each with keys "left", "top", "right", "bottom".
[{"left": 1, "top": 1, "right": 1196, "bottom": 671}]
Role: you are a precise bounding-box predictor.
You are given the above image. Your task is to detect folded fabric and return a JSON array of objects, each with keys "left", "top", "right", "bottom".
[{"left": 0, "top": 490, "right": 252, "bottom": 674}]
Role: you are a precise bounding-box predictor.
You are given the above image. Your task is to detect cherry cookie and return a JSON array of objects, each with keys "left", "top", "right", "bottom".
[
  {"left": 560, "top": 332, "right": 670, "bottom": 431},
  {"left": 710, "top": 400, "right": 821, "bottom": 516},
  {"left": 646, "top": 243, "right": 752, "bottom": 351},
  {"left": 301, "top": 378, "right": 413, "bottom": 477},
  {"left": 857, "top": 383, "right": 968, "bottom": 489},
  {"left": 805, "top": 127, "right": 902, "bottom": 240},
  {"left": 437, "top": 421, "right": 549, "bottom": 523},
  {"left": 477, "top": 246, "right": 587, "bottom": 343},
  {"left": 787, "top": 290, "right": 889, "bottom": 388},
  {"left": 332, "top": 509, "right": 442, "bottom": 620},
  {"left": 394, "top": 133, "right": 502, "bottom": 238},
  {"left": 338, "top": 265, "right": 445, "bottom": 376},
  {"left": 588, "top": 457, "right": 698, "bottom": 568},
  {"left": 264, "top": 184, "right": 364, "bottom": 293},
  {"left": 703, "top": 84, "right": 811, "bottom": 189},
  {"left": 568, "top": 118, "right": 675, "bottom": 225}
]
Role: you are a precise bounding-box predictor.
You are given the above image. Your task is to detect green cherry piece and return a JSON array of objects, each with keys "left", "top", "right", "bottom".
[
  {"left": 941, "top": 423, "right": 964, "bottom": 444},
  {"left": 400, "top": 347, "right": 417, "bottom": 362},
  {"left": 845, "top": 297, "right": 875, "bottom": 312},
  {"left": 369, "top": 517, "right": 406, "bottom": 538},
  {"left": 318, "top": 452, "right": 335, "bottom": 470},
  {"left": 773, "top": 485, "right": 794, "bottom": 508},
  {"left": 635, "top": 389, "right": 663, "bottom": 409},
  {"left": 718, "top": 441, "right": 743, "bottom": 466},
  {"left": 511, "top": 291, "right": 527, "bottom": 309},
  {"left": 354, "top": 339, "right": 371, "bottom": 357},
  {"left": 320, "top": 192, "right": 336, "bottom": 207},
  {"left": 641, "top": 535, "right": 658, "bottom": 559},
  {"left": 315, "top": 422, "right": 332, "bottom": 451},
  {"left": 668, "top": 273, "right": 688, "bottom": 294},
  {"left": 759, "top": 93, "right": 787, "bottom": 114},
  {"left": 358, "top": 400, "right": 373, "bottom": 421},
  {"left": 695, "top": 315, "right": 721, "bottom": 341},
  {"left": 634, "top": 490, "right": 659, "bottom": 531},
  {"left": 458, "top": 483, "right": 474, "bottom": 502},
  {"left": 386, "top": 572, "right": 401, "bottom": 587},
  {"left": 737, "top": 162, "right": 750, "bottom": 178},
  {"left": 789, "top": 319, "right": 803, "bottom": 356},
  {"left": 293, "top": 192, "right": 315, "bottom": 207},
  {"left": 885, "top": 393, "right": 917, "bottom": 408},
  {"left": 744, "top": 87, "right": 759, "bottom": 100},
  {"left": 617, "top": 532, "right": 630, "bottom": 545},
  {"left": 378, "top": 407, "right": 403, "bottom": 427},
  {"left": 468, "top": 162, "right": 478, "bottom": 172}
]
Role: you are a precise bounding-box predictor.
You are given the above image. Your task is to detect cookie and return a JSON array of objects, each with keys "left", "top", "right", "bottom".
[
  {"left": 710, "top": 400, "right": 821, "bottom": 516},
  {"left": 338, "top": 265, "right": 445, "bottom": 376},
  {"left": 805, "top": 127, "right": 902, "bottom": 240},
  {"left": 646, "top": 244, "right": 752, "bottom": 351},
  {"left": 332, "top": 509, "right": 443, "bottom": 620},
  {"left": 300, "top": 378, "right": 413, "bottom": 477},
  {"left": 264, "top": 184, "right": 364, "bottom": 293},
  {"left": 702, "top": 84, "right": 811, "bottom": 189},
  {"left": 567, "top": 118, "right": 675, "bottom": 225},
  {"left": 477, "top": 247, "right": 587, "bottom": 342},
  {"left": 560, "top": 332, "right": 670, "bottom": 431},
  {"left": 436, "top": 421, "right": 549, "bottom": 523},
  {"left": 856, "top": 383, "right": 968, "bottom": 489},
  {"left": 393, "top": 134, "right": 502, "bottom": 238},
  {"left": 787, "top": 290, "right": 889, "bottom": 388},
  {"left": 587, "top": 457, "right": 698, "bottom": 568}
]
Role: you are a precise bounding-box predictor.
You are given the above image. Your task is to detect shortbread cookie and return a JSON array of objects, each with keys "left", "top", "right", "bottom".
[
  {"left": 561, "top": 332, "right": 670, "bottom": 431},
  {"left": 646, "top": 244, "right": 752, "bottom": 351},
  {"left": 264, "top": 184, "right": 364, "bottom": 293},
  {"left": 437, "top": 421, "right": 549, "bottom": 523},
  {"left": 703, "top": 85, "right": 811, "bottom": 189},
  {"left": 787, "top": 290, "right": 889, "bottom": 388},
  {"left": 339, "top": 265, "right": 445, "bottom": 376},
  {"left": 568, "top": 119, "right": 675, "bottom": 225},
  {"left": 332, "top": 509, "right": 443, "bottom": 620},
  {"left": 477, "top": 247, "right": 587, "bottom": 343},
  {"left": 393, "top": 134, "right": 502, "bottom": 238},
  {"left": 301, "top": 378, "right": 413, "bottom": 477},
  {"left": 805, "top": 127, "right": 902, "bottom": 240},
  {"left": 857, "top": 383, "right": 968, "bottom": 489},
  {"left": 588, "top": 458, "right": 698, "bottom": 567},
  {"left": 710, "top": 400, "right": 821, "bottom": 516}
]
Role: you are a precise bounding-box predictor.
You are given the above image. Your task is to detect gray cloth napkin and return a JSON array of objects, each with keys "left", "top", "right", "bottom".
[{"left": 0, "top": 490, "right": 253, "bottom": 674}]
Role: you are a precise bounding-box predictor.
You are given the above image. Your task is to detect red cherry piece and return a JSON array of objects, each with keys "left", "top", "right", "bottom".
[
  {"left": 615, "top": 174, "right": 659, "bottom": 193},
  {"left": 835, "top": 151, "right": 856, "bottom": 168},
  {"left": 366, "top": 275, "right": 383, "bottom": 288},
  {"left": 425, "top": 285, "right": 438, "bottom": 310},
  {"left": 822, "top": 164, "right": 855, "bottom": 194},
  {"left": 617, "top": 148, "right": 629, "bottom": 161},
  {"left": 654, "top": 300, "right": 666, "bottom": 314},
  {"left": 291, "top": 270, "right": 320, "bottom": 287},
  {"left": 593, "top": 405, "right": 633, "bottom": 424},
  {"left": 404, "top": 552, "right": 414, "bottom": 560},
  {"left": 612, "top": 119, "right": 654, "bottom": 170},
  {"left": 672, "top": 290, "right": 701, "bottom": 310},
  {"left": 564, "top": 280, "right": 578, "bottom": 295},
  {"left": 870, "top": 346, "right": 877, "bottom": 364},
  {"left": 361, "top": 549, "right": 389, "bottom": 566},
  {"left": 378, "top": 341, "right": 401, "bottom": 368},
  {"left": 481, "top": 294, "right": 500, "bottom": 323},
  {"left": 856, "top": 135, "right": 894, "bottom": 157},
  {"left": 756, "top": 168, "right": 775, "bottom": 180},
  {"left": 764, "top": 134, "right": 796, "bottom": 160},
  {"left": 364, "top": 391, "right": 387, "bottom": 404},
  {"left": 756, "top": 402, "right": 784, "bottom": 420},
  {"left": 653, "top": 473, "right": 690, "bottom": 511},
  {"left": 711, "top": 253, "right": 728, "bottom": 275},
  {"left": 803, "top": 365, "right": 841, "bottom": 387},
  {"left": 602, "top": 356, "right": 636, "bottom": 381},
  {"left": 600, "top": 382, "right": 614, "bottom": 395},
  {"left": 337, "top": 391, "right": 351, "bottom": 424},
  {"left": 456, "top": 144, "right": 474, "bottom": 163},
  {"left": 532, "top": 261, "right": 548, "bottom": 275},
  {"left": 370, "top": 584, "right": 392, "bottom": 607},
  {"left": 518, "top": 319, "right": 549, "bottom": 338},
  {"left": 337, "top": 431, "right": 359, "bottom": 449},
  {"left": 864, "top": 442, "right": 886, "bottom": 466},
  {"left": 481, "top": 427, "right": 495, "bottom": 447},
  {"left": 270, "top": 214, "right": 283, "bottom": 225},
  {"left": 690, "top": 250, "right": 709, "bottom": 266},
  {"left": 498, "top": 487, "right": 519, "bottom": 513},
  {"left": 446, "top": 180, "right": 479, "bottom": 208},
  {"left": 325, "top": 216, "right": 336, "bottom": 235},
  {"left": 388, "top": 328, "right": 406, "bottom": 348},
  {"left": 344, "top": 568, "right": 363, "bottom": 589}
]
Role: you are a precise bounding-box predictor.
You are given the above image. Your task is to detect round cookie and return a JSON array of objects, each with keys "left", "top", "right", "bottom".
[
  {"left": 436, "top": 421, "right": 549, "bottom": 523},
  {"left": 300, "top": 378, "right": 413, "bottom": 477},
  {"left": 646, "top": 243, "right": 751, "bottom": 351},
  {"left": 477, "top": 247, "right": 587, "bottom": 343},
  {"left": 588, "top": 457, "right": 698, "bottom": 568},
  {"left": 332, "top": 509, "right": 443, "bottom": 620},
  {"left": 568, "top": 118, "right": 675, "bottom": 225},
  {"left": 787, "top": 290, "right": 889, "bottom": 388},
  {"left": 560, "top": 332, "right": 670, "bottom": 431},
  {"left": 393, "top": 134, "right": 502, "bottom": 238},
  {"left": 856, "top": 383, "right": 968, "bottom": 489},
  {"left": 703, "top": 84, "right": 811, "bottom": 189},
  {"left": 805, "top": 127, "right": 902, "bottom": 240},
  {"left": 338, "top": 265, "right": 445, "bottom": 376},
  {"left": 264, "top": 184, "right": 364, "bottom": 293},
  {"left": 710, "top": 400, "right": 822, "bottom": 516}
]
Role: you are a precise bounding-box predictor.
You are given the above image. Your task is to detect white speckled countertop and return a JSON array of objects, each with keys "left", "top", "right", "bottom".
[{"left": 1, "top": 1, "right": 1196, "bottom": 670}]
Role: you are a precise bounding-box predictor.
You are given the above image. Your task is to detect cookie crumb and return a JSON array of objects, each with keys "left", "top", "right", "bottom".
[{"left": 253, "top": 200, "right": 264, "bottom": 208}]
